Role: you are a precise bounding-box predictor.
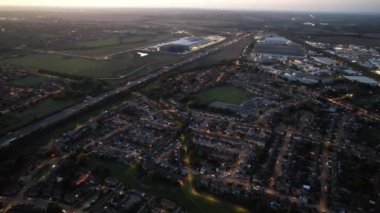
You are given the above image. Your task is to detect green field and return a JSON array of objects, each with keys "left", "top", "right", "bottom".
[
  {"left": 32, "top": 164, "right": 52, "bottom": 180},
  {"left": 78, "top": 37, "right": 121, "bottom": 48},
  {"left": 10, "top": 75, "right": 50, "bottom": 87},
  {"left": 2, "top": 52, "right": 179, "bottom": 79},
  {"left": 178, "top": 38, "right": 251, "bottom": 71},
  {"left": 121, "top": 35, "right": 153, "bottom": 44},
  {"left": 60, "top": 33, "right": 180, "bottom": 58},
  {"left": 91, "top": 158, "right": 245, "bottom": 213},
  {"left": 0, "top": 98, "right": 79, "bottom": 134},
  {"left": 194, "top": 85, "right": 252, "bottom": 105},
  {"left": 60, "top": 43, "right": 143, "bottom": 57}
]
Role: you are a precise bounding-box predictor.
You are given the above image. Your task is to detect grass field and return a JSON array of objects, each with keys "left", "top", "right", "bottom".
[
  {"left": 194, "top": 85, "right": 252, "bottom": 105},
  {"left": 2, "top": 52, "right": 179, "bottom": 79},
  {"left": 61, "top": 33, "right": 180, "bottom": 58},
  {"left": 91, "top": 158, "right": 246, "bottom": 213},
  {"left": 60, "top": 43, "right": 144, "bottom": 57},
  {"left": 10, "top": 75, "right": 50, "bottom": 87},
  {"left": 32, "top": 164, "right": 52, "bottom": 180},
  {"left": 178, "top": 38, "right": 251, "bottom": 71},
  {"left": 121, "top": 35, "right": 153, "bottom": 43},
  {"left": 77, "top": 37, "right": 121, "bottom": 48},
  {"left": 0, "top": 98, "right": 79, "bottom": 134}
]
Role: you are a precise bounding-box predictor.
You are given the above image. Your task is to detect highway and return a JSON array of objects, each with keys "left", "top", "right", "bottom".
[{"left": 0, "top": 33, "right": 251, "bottom": 148}]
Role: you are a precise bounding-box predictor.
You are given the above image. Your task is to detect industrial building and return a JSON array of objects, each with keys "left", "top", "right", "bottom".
[
  {"left": 253, "top": 36, "right": 306, "bottom": 61},
  {"left": 344, "top": 76, "right": 380, "bottom": 87}
]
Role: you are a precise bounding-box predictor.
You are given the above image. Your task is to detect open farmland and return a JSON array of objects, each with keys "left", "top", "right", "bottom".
[
  {"left": 2, "top": 52, "right": 180, "bottom": 79},
  {"left": 57, "top": 43, "right": 146, "bottom": 58},
  {"left": 121, "top": 34, "right": 155, "bottom": 43},
  {"left": 77, "top": 37, "right": 121, "bottom": 48},
  {"left": 60, "top": 31, "right": 183, "bottom": 58}
]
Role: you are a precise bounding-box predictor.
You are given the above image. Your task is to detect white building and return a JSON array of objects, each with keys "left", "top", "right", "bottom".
[{"left": 344, "top": 76, "right": 380, "bottom": 87}]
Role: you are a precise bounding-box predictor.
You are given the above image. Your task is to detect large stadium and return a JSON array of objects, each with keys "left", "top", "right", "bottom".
[{"left": 147, "top": 35, "right": 225, "bottom": 54}]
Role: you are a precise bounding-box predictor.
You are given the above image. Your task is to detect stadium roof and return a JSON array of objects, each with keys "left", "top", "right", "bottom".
[{"left": 344, "top": 76, "right": 379, "bottom": 86}]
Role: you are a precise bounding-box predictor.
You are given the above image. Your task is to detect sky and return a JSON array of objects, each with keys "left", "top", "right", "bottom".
[{"left": 0, "top": 0, "right": 379, "bottom": 13}]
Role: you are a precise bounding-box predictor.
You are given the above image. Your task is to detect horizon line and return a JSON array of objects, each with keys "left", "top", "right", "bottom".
[{"left": 0, "top": 4, "right": 379, "bottom": 15}]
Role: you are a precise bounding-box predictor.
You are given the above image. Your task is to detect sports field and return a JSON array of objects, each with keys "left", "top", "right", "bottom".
[
  {"left": 195, "top": 85, "right": 252, "bottom": 105},
  {"left": 2, "top": 52, "right": 179, "bottom": 79}
]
